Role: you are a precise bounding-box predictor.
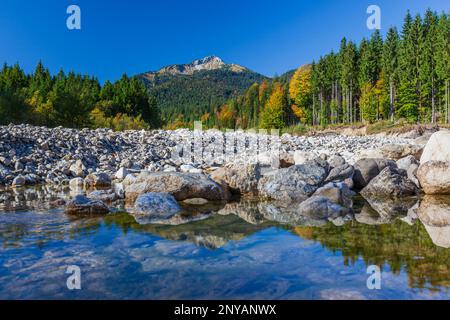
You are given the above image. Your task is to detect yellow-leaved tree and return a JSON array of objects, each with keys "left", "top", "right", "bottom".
[
  {"left": 260, "top": 83, "right": 287, "bottom": 129},
  {"left": 289, "top": 64, "right": 312, "bottom": 124}
]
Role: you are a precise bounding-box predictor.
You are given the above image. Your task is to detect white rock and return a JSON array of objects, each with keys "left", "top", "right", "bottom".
[
  {"left": 115, "top": 167, "right": 129, "bottom": 180},
  {"left": 420, "top": 130, "right": 450, "bottom": 164}
]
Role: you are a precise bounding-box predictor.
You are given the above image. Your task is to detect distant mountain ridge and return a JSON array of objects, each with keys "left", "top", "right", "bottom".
[{"left": 137, "top": 56, "right": 269, "bottom": 122}]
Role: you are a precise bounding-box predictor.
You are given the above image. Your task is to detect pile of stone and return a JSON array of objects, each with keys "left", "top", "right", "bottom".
[{"left": 0, "top": 124, "right": 414, "bottom": 188}]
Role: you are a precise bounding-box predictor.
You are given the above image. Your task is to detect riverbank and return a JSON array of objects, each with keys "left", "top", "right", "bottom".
[{"left": 1, "top": 124, "right": 450, "bottom": 236}]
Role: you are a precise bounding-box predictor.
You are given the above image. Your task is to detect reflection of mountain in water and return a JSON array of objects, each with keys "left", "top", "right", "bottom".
[{"left": 104, "top": 212, "right": 277, "bottom": 249}]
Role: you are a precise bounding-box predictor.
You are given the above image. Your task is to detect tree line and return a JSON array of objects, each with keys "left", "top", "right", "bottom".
[
  {"left": 0, "top": 62, "right": 161, "bottom": 130},
  {"left": 205, "top": 9, "right": 450, "bottom": 130}
]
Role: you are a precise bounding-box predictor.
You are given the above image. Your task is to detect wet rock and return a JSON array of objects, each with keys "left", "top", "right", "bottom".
[
  {"left": 417, "top": 161, "right": 450, "bottom": 195},
  {"left": 361, "top": 166, "right": 418, "bottom": 198},
  {"left": 133, "top": 192, "right": 181, "bottom": 219},
  {"left": 65, "top": 195, "right": 110, "bottom": 215},
  {"left": 353, "top": 158, "right": 397, "bottom": 189},
  {"left": 210, "top": 162, "right": 261, "bottom": 195},
  {"left": 257, "top": 160, "right": 328, "bottom": 202}
]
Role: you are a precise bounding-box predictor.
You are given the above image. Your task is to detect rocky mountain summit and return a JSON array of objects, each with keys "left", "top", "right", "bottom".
[{"left": 141, "top": 56, "right": 246, "bottom": 79}]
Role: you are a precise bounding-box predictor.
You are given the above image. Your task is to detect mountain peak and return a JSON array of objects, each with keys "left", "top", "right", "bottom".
[{"left": 144, "top": 55, "right": 246, "bottom": 77}]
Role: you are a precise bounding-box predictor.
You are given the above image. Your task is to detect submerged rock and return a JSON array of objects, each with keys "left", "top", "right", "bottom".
[
  {"left": 65, "top": 195, "right": 110, "bottom": 215},
  {"left": 133, "top": 192, "right": 181, "bottom": 219}
]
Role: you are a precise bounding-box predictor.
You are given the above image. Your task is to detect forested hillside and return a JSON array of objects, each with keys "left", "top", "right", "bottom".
[{"left": 207, "top": 9, "right": 450, "bottom": 130}]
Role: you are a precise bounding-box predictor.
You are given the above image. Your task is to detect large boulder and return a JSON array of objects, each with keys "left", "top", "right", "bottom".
[
  {"left": 133, "top": 192, "right": 181, "bottom": 219},
  {"left": 125, "top": 172, "right": 230, "bottom": 201},
  {"left": 257, "top": 159, "right": 328, "bottom": 202},
  {"left": 65, "top": 195, "right": 110, "bottom": 215},
  {"left": 420, "top": 130, "right": 450, "bottom": 164},
  {"left": 353, "top": 158, "right": 396, "bottom": 189},
  {"left": 361, "top": 166, "right": 418, "bottom": 198},
  {"left": 210, "top": 162, "right": 261, "bottom": 195},
  {"left": 417, "top": 161, "right": 450, "bottom": 195}
]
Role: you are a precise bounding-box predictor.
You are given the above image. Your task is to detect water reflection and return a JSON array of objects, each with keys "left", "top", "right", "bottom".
[{"left": 0, "top": 186, "right": 450, "bottom": 298}]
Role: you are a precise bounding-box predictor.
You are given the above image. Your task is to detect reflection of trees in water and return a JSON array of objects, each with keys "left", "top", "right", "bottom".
[{"left": 292, "top": 220, "right": 450, "bottom": 291}]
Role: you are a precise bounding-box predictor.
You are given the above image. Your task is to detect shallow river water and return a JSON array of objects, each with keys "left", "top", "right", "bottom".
[{"left": 0, "top": 187, "right": 449, "bottom": 300}]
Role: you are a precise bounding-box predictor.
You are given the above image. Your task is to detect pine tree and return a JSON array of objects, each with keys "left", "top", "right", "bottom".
[{"left": 382, "top": 27, "right": 400, "bottom": 121}]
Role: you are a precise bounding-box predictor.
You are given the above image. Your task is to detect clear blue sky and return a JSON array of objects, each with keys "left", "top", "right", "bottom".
[{"left": 1, "top": 0, "right": 449, "bottom": 82}]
